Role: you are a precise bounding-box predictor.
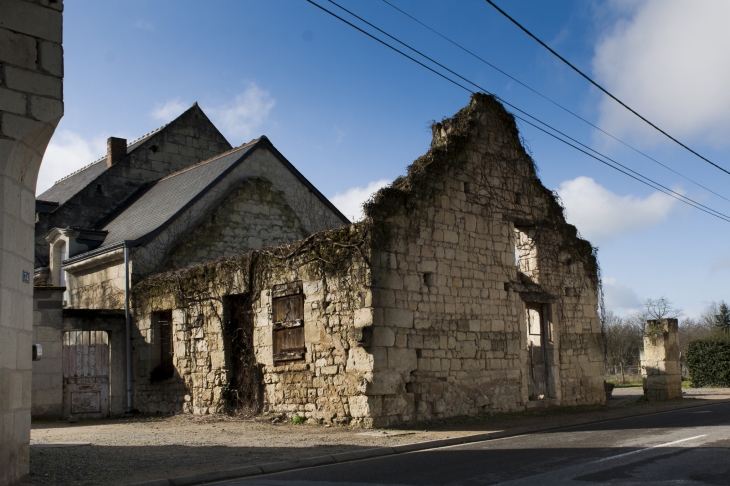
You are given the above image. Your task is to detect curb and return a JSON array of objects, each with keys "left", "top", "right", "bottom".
[{"left": 126, "top": 397, "right": 730, "bottom": 486}]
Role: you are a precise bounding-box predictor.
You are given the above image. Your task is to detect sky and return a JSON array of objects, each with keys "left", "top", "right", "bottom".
[{"left": 40, "top": 0, "right": 730, "bottom": 319}]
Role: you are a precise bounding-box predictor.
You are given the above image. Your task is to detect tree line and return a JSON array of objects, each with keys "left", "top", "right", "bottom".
[{"left": 604, "top": 298, "right": 730, "bottom": 383}]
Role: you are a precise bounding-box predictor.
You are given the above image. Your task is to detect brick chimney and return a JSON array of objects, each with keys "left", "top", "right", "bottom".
[{"left": 106, "top": 137, "right": 127, "bottom": 167}]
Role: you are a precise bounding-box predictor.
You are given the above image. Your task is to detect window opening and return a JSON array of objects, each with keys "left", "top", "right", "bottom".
[
  {"left": 272, "top": 281, "right": 305, "bottom": 364},
  {"left": 514, "top": 226, "right": 539, "bottom": 282},
  {"left": 150, "top": 310, "right": 174, "bottom": 382},
  {"left": 158, "top": 311, "right": 173, "bottom": 367}
]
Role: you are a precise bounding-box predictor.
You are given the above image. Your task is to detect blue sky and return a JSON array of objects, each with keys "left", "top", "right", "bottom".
[{"left": 41, "top": 0, "right": 730, "bottom": 319}]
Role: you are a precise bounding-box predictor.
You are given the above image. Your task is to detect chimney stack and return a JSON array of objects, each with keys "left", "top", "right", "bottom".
[{"left": 107, "top": 137, "right": 127, "bottom": 167}]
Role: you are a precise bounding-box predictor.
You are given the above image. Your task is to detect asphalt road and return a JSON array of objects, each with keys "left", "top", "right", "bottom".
[{"left": 211, "top": 401, "right": 730, "bottom": 486}]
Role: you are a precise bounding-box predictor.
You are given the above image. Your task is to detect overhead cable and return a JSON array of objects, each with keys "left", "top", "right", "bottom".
[
  {"left": 321, "top": 0, "right": 730, "bottom": 220},
  {"left": 305, "top": 0, "right": 730, "bottom": 224},
  {"left": 485, "top": 0, "right": 730, "bottom": 177},
  {"left": 382, "top": 0, "right": 730, "bottom": 204}
]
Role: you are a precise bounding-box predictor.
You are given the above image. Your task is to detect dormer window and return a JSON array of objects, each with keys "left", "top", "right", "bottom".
[{"left": 51, "top": 239, "right": 67, "bottom": 287}]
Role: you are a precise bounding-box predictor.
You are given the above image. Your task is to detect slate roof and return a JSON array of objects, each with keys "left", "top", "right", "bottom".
[
  {"left": 98, "top": 141, "right": 257, "bottom": 246},
  {"left": 36, "top": 126, "right": 166, "bottom": 205}
]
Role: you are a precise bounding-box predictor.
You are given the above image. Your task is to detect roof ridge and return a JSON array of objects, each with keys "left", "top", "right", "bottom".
[
  {"left": 51, "top": 123, "right": 169, "bottom": 186},
  {"left": 126, "top": 123, "right": 168, "bottom": 147},
  {"left": 156, "top": 138, "right": 261, "bottom": 183},
  {"left": 53, "top": 158, "right": 106, "bottom": 185}
]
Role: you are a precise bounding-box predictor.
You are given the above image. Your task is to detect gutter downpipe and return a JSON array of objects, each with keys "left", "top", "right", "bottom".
[{"left": 124, "top": 241, "right": 133, "bottom": 413}]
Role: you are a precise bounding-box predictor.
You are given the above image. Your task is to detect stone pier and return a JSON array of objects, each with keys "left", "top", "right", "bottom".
[{"left": 641, "top": 318, "right": 682, "bottom": 401}]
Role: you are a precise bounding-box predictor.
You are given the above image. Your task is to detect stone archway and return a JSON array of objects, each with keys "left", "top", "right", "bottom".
[{"left": 0, "top": 1, "right": 64, "bottom": 484}]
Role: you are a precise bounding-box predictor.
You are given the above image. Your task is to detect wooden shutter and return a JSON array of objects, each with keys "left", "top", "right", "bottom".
[{"left": 272, "top": 281, "right": 305, "bottom": 364}]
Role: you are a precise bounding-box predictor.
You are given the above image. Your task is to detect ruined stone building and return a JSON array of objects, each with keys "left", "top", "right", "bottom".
[
  {"left": 32, "top": 93, "right": 605, "bottom": 426},
  {"left": 31, "top": 106, "right": 348, "bottom": 418}
]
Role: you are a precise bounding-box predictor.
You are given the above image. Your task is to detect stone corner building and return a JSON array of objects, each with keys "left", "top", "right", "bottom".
[{"left": 134, "top": 93, "right": 605, "bottom": 426}]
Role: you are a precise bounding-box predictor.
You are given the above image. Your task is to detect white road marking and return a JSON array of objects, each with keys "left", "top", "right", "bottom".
[{"left": 591, "top": 434, "right": 707, "bottom": 464}]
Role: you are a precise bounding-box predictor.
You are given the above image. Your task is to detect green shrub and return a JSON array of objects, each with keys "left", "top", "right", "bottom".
[
  {"left": 685, "top": 335, "right": 730, "bottom": 387},
  {"left": 291, "top": 414, "right": 306, "bottom": 425}
]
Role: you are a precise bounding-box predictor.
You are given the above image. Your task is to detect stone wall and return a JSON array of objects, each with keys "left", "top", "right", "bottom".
[
  {"left": 31, "top": 287, "right": 64, "bottom": 418},
  {"left": 165, "top": 177, "right": 308, "bottom": 270},
  {"left": 0, "top": 1, "right": 64, "bottom": 483},
  {"left": 131, "top": 145, "right": 347, "bottom": 277},
  {"left": 34, "top": 104, "right": 232, "bottom": 268},
  {"left": 351, "top": 94, "right": 604, "bottom": 425},
  {"left": 130, "top": 94, "right": 605, "bottom": 427},
  {"left": 65, "top": 253, "right": 125, "bottom": 310},
  {"left": 641, "top": 318, "right": 682, "bottom": 401}
]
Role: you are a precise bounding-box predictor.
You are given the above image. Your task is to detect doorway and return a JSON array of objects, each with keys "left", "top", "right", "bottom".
[
  {"left": 62, "top": 330, "right": 110, "bottom": 418},
  {"left": 525, "top": 303, "right": 552, "bottom": 400},
  {"left": 223, "top": 294, "right": 262, "bottom": 414}
]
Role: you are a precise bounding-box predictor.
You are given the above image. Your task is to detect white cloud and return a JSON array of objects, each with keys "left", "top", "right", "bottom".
[
  {"left": 557, "top": 176, "right": 677, "bottom": 242},
  {"left": 592, "top": 1, "right": 730, "bottom": 147},
  {"left": 331, "top": 179, "right": 391, "bottom": 222},
  {"left": 151, "top": 99, "right": 188, "bottom": 121},
  {"left": 208, "top": 83, "right": 275, "bottom": 142},
  {"left": 36, "top": 130, "right": 107, "bottom": 195},
  {"left": 603, "top": 277, "right": 642, "bottom": 314}
]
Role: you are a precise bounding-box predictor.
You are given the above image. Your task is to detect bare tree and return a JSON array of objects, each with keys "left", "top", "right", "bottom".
[
  {"left": 604, "top": 311, "right": 644, "bottom": 383},
  {"left": 644, "top": 297, "right": 682, "bottom": 320}
]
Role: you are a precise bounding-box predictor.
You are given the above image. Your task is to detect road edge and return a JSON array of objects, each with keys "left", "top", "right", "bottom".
[{"left": 126, "top": 397, "right": 730, "bottom": 486}]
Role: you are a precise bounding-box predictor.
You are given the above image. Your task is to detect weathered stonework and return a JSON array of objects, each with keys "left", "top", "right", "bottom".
[
  {"left": 132, "top": 94, "right": 605, "bottom": 426},
  {"left": 641, "top": 318, "right": 682, "bottom": 401},
  {"left": 1, "top": 1, "right": 64, "bottom": 483},
  {"left": 165, "top": 178, "right": 308, "bottom": 270},
  {"left": 36, "top": 135, "right": 349, "bottom": 421},
  {"left": 31, "top": 287, "right": 64, "bottom": 418}
]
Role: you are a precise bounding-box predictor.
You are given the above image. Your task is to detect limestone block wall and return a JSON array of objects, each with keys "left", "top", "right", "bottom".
[
  {"left": 31, "top": 287, "right": 64, "bottom": 418},
  {"left": 253, "top": 275, "right": 366, "bottom": 424},
  {"left": 165, "top": 178, "right": 308, "bottom": 270},
  {"left": 0, "top": 1, "right": 64, "bottom": 483},
  {"left": 641, "top": 318, "right": 682, "bottom": 401},
  {"left": 232, "top": 144, "right": 347, "bottom": 235},
  {"left": 133, "top": 307, "right": 222, "bottom": 415},
  {"left": 65, "top": 254, "right": 125, "bottom": 310},
  {"left": 128, "top": 94, "right": 604, "bottom": 428},
  {"left": 356, "top": 93, "right": 605, "bottom": 425},
  {"left": 34, "top": 104, "right": 232, "bottom": 267}
]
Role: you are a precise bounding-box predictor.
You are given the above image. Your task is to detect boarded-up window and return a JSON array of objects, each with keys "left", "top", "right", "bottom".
[
  {"left": 272, "top": 281, "right": 305, "bottom": 364},
  {"left": 157, "top": 311, "right": 173, "bottom": 367}
]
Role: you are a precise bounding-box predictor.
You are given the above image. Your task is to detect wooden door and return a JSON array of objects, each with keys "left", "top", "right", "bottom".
[
  {"left": 272, "top": 281, "right": 305, "bottom": 364},
  {"left": 62, "top": 330, "right": 110, "bottom": 418},
  {"left": 525, "top": 303, "right": 547, "bottom": 400}
]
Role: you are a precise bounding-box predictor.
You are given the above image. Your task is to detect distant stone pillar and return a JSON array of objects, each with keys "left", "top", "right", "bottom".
[{"left": 641, "top": 319, "right": 682, "bottom": 401}]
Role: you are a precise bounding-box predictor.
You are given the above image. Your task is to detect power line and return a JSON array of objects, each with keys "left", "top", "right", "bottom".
[
  {"left": 321, "top": 0, "right": 730, "bottom": 221},
  {"left": 381, "top": 0, "right": 730, "bottom": 205},
  {"left": 484, "top": 0, "right": 730, "bottom": 178},
  {"left": 305, "top": 0, "right": 730, "bottom": 224}
]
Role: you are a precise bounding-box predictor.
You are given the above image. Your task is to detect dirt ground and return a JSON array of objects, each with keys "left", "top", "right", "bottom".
[{"left": 25, "top": 388, "right": 730, "bottom": 486}]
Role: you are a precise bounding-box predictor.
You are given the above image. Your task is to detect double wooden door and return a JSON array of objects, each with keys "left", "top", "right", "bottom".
[{"left": 62, "top": 330, "right": 110, "bottom": 418}]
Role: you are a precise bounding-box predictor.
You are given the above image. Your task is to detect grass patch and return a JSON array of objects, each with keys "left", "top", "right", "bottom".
[
  {"left": 291, "top": 414, "right": 306, "bottom": 425},
  {"left": 682, "top": 381, "right": 692, "bottom": 388},
  {"left": 605, "top": 377, "right": 643, "bottom": 388}
]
